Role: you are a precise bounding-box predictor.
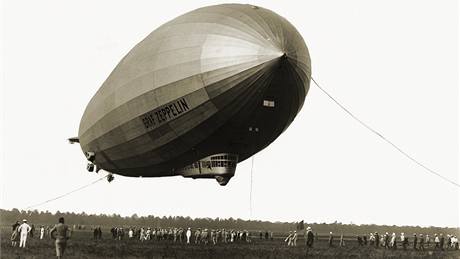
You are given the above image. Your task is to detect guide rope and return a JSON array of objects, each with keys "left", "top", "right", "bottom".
[
  {"left": 249, "top": 156, "right": 255, "bottom": 219},
  {"left": 24, "top": 174, "right": 108, "bottom": 210},
  {"left": 311, "top": 77, "right": 460, "bottom": 188}
]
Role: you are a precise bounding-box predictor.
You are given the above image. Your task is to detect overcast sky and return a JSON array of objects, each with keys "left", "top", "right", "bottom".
[{"left": 1, "top": 0, "right": 458, "bottom": 228}]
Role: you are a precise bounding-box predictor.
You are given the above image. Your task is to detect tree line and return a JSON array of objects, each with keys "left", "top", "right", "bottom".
[{"left": 0, "top": 208, "right": 457, "bottom": 236}]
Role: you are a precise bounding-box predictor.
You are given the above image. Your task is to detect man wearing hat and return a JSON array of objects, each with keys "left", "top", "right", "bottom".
[{"left": 17, "top": 219, "right": 31, "bottom": 248}]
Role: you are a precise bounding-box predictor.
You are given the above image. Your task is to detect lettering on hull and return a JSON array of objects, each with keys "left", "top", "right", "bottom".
[{"left": 140, "top": 98, "right": 190, "bottom": 129}]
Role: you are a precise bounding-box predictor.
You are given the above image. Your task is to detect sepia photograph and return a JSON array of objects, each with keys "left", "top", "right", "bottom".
[{"left": 1, "top": 0, "right": 459, "bottom": 258}]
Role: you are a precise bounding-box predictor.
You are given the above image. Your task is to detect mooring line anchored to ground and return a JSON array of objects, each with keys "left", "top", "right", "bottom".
[
  {"left": 249, "top": 156, "right": 255, "bottom": 219},
  {"left": 311, "top": 77, "right": 460, "bottom": 188},
  {"left": 23, "top": 174, "right": 108, "bottom": 210}
]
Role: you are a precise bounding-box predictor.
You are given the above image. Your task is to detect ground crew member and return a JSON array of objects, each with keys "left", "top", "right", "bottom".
[
  {"left": 440, "top": 234, "right": 445, "bottom": 250},
  {"left": 369, "top": 233, "right": 375, "bottom": 246},
  {"left": 400, "top": 233, "right": 407, "bottom": 250},
  {"left": 383, "top": 232, "right": 390, "bottom": 249},
  {"left": 140, "top": 227, "right": 145, "bottom": 241},
  {"left": 195, "top": 228, "right": 201, "bottom": 244},
  {"left": 18, "top": 219, "right": 31, "bottom": 248},
  {"left": 292, "top": 231, "right": 298, "bottom": 246},
  {"left": 30, "top": 225, "right": 35, "bottom": 238},
  {"left": 284, "top": 231, "right": 293, "bottom": 246},
  {"left": 11, "top": 221, "right": 20, "bottom": 247},
  {"left": 357, "top": 235, "right": 363, "bottom": 246},
  {"left": 390, "top": 233, "right": 397, "bottom": 249},
  {"left": 186, "top": 227, "right": 192, "bottom": 244},
  {"left": 328, "top": 232, "right": 334, "bottom": 247},
  {"left": 434, "top": 234, "right": 440, "bottom": 249},
  {"left": 50, "top": 217, "right": 71, "bottom": 259},
  {"left": 128, "top": 228, "right": 134, "bottom": 239},
  {"left": 339, "top": 234, "right": 345, "bottom": 247},
  {"left": 40, "top": 226, "right": 45, "bottom": 240},
  {"left": 305, "top": 227, "right": 314, "bottom": 248},
  {"left": 419, "top": 234, "right": 425, "bottom": 251}
]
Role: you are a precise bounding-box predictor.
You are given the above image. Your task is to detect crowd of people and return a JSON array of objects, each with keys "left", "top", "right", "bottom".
[
  {"left": 357, "top": 232, "right": 460, "bottom": 251},
  {"left": 283, "top": 227, "right": 459, "bottom": 251},
  {"left": 9, "top": 218, "right": 459, "bottom": 258},
  {"left": 107, "top": 226, "right": 274, "bottom": 245}
]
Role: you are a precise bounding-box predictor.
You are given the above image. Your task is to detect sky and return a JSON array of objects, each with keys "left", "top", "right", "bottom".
[{"left": 1, "top": 0, "right": 458, "bottom": 228}]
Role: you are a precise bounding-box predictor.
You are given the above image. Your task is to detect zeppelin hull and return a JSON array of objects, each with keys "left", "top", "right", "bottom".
[{"left": 78, "top": 4, "right": 311, "bottom": 178}]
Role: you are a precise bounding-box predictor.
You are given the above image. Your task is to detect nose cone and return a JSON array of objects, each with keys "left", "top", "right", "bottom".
[{"left": 194, "top": 4, "right": 311, "bottom": 110}]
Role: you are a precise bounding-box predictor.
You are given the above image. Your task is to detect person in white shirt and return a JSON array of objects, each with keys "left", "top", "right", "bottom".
[
  {"left": 452, "top": 236, "right": 458, "bottom": 249},
  {"left": 40, "top": 225, "right": 45, "bottom": 240},
  {"left": 434, "top": 234, "right": 440, "bottom": 249},
  {"left": 284, "top": 231, "right": 293, "bottom": 246},
  {"left": 390, "top": 233, "right": 397, "bottom": 249},
  {"left": 140, "top": 227, "right": 145, "bottom": 241},
  {"left": 146, "top": 228, "right": 151, "bottom": 240},
  {"left": 18, "top": 219, "right": 31, "bottom": 248},
  {"left": 292, "top": 231, "right": 298, "bottom": 246},
  {"left": 186, "top": 227, "right": 192, "bottom": 244}
]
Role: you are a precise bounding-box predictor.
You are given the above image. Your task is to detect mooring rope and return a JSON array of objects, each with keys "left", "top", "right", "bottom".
[
  {"left": 311, "top": 77, "right": 459, "bottom": 188},
  {"left": 24, "top": 174, "right": 108, "bottom": 210}
]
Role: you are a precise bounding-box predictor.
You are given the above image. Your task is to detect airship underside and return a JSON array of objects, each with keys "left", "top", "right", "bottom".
[{"left": 77, "top": 4, "right": 311, "bottom": 185}]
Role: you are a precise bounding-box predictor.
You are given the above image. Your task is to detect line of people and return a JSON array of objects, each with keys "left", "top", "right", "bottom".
[
  {"left": 108, "top": 226, "right": 263, "bottom": 244},
  {"left": 283, "top": 229, "right": 459, "bottom": 251},
  {"left": 359, "top": 232, "right": 459, "bottom": 250}
]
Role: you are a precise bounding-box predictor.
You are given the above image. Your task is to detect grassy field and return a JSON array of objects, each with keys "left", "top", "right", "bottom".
[{"left": 1, "top": 228, "right": 459, "bottom": 259}]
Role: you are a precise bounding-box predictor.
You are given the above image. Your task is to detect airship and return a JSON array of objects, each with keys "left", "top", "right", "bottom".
[{"left": 71, "top": 4, "right": 311, "bottom": 185}]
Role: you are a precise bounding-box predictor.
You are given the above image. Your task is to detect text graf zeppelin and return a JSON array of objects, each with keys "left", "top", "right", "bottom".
[{"left": 141, "top": 98, "right": 190, "bottom": 129}]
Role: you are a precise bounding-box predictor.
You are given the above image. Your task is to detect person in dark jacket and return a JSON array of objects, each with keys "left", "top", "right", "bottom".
[
  {"left": 357, "top": 235, "right": 363, "bottom": 246},
  {"left": 413, "top": 234, "right": 418, "bottom": 250},
  {"left": 11, "top": 221, "right": 20, "bottom": 247},
  {"left": 418, "top": 234, "right": 425, "bottom": 251},
  {"left": 384, "top": 232, "right": 390, "bottom": 249},
  {"left": 440, "top": 234, "right": 445, "bottom": 250},
  {"left": 328, "top": 232, "right": 334, "bottom": 247},
  {"left": 305, "top": 227, "right": 314, "bottom": 248}
]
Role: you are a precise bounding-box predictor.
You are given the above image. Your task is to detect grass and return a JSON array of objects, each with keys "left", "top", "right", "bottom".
[{"left": 1, "top": 228, "right": 459, "bottom": 258}]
